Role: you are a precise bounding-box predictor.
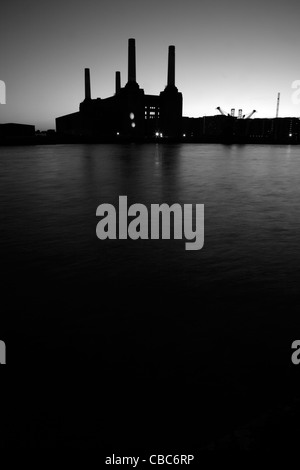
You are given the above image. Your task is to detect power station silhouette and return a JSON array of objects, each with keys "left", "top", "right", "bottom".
[
  {"left": 56, "top": 38, "right": 182, "bottom": 141},
  {"left": 55, "top": 38, "right": 300, "bottom": 144}
]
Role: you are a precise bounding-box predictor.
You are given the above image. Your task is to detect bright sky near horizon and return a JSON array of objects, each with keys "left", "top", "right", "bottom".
[{"left": 1, "top": 0, "right": 300, "bottom": 129}]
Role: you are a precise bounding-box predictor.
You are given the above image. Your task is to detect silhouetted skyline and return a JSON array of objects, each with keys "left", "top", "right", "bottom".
[{"left": 1, "top": 0, "right": 300, "bottom": 128}]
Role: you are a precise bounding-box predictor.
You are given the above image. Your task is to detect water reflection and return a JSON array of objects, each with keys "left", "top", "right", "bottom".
[{"left": 1, "top": 143, "right": 300, "bottom": 296}]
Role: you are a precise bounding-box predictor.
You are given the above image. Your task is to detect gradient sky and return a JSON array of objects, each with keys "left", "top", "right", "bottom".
[{"left": 1, "top": 0, "right": 300, "bottom": 129}]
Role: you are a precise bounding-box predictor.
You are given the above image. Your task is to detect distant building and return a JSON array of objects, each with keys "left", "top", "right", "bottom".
[
  {"left": 0, "top": 123, "right": 35, "bottom": 138},
  {"left": 182, "top": 115, "right": 300, "bottom": 144},
  {"left": 56, "top": 38, "right": 300, "bottom": 144},
  {"left": 0, "top": 123, "right": 35, "bottom": 144},
  {"left": 56, "top": 39, "right": 183, "bottom": 141}
]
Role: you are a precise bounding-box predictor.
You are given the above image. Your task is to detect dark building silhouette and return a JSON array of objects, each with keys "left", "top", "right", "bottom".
[
  {"left": 56, "top": 37, "right": 300, "bottom": 144},
  {"left": 56, "top": 38, "right": 183, "bottom": 141},
  {"left": 0, "top": 123, "right": 35, "bottom": 144},
  {"left": 182, "top": 115, "right": 300, "bottom": 144},
  {"left": 0, "top": 123, "right": 35, "bottom": 138}
]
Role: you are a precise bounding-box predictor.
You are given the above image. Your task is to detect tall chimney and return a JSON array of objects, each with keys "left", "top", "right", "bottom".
[
  {"left": 128, "top": 38, "right": 136, "bottom": 83},
  {"left": 116, "top": 71, "right": 121, "bottom": 94},
  {"left": 167, "top": 45, "right": 175, "bottom": 87},
  {"left": 85, "top": 68, "right": 91, "bottom": 100}
]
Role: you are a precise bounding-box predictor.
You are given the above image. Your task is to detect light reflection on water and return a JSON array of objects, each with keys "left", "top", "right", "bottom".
[{"left": 1, "top": 143, "right": 300, "bottom": 296}]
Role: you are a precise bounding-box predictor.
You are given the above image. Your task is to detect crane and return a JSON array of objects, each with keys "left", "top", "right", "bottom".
[
  {"left": 276, "top": 93, "right": 280, "bottom": 118},
  {"left": 243, "top": 110, "right": 256, "bottom": 119},
  {"left": 216, "top": 107, "right": 257, "bottom": 119},
  {"left": 216, "top": 106, "right": 231, "bottom": 117}
]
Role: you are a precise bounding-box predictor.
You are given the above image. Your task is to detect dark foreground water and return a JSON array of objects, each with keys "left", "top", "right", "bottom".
[{"left": 1, "top": 143, "right": 300, "bottom": 449}]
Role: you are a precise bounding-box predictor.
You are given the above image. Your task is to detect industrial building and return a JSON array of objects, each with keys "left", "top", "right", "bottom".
[
  {"left": 0, "top": 123, "right": 35, "bottom": 144},
  {"left": 182, "top": 115, "right": 300, "bottom": 144},
  {"left": 56, "top": 39, "right": 183, "bottom": 141},
  {"left": 56, "top": 38, "right": 300, "bottom": 144}
]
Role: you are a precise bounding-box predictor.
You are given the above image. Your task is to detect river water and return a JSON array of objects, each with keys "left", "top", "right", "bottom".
[
  {"left": 1, "top": 143, "right": 300, "bottom": 291},
  {"left": 1, "top": 143, "right": 300, "bottom": 447}
]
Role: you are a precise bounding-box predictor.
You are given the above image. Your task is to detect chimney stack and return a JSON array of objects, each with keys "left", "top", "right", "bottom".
[
  {"left": 128, "top": 38, "right": 136, "bottom": 83},
  {"left": 115, "top": 71, "right": 121, "bottom": 94},
  {"left": 85, "top": 68, "right": 91, "bottom": 100},
  {"left": 167, "top": 45, "right": 175, "bottom": 87}
]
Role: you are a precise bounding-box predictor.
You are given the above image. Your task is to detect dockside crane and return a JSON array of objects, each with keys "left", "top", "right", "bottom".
[
  {"left": 243, "top": 110, "right": 256, "bottom": 119},
  {"left": 276, "top": 92, "right": 280, "bottom": 118},
  {"left": 216, "top": 107, "right": 256, "bottom": 119},
  {"left": 216, "top": 106, "right": 231, "bottom": 116}
]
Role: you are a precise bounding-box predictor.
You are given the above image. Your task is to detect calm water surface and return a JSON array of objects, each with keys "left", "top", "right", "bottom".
[
  {"left": 1, "top": 143, "right": 300, "bottom": 295},
  {"left": 2, "top": 143, "right": 300, "bottom": 446}
]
